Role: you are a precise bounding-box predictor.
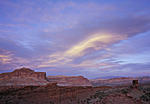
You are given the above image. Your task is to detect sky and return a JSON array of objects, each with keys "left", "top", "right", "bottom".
[{"left": 0, "top": 0, "right": 150, "bottom": 79}]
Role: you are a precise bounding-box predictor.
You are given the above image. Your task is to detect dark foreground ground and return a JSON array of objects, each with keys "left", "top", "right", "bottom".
[{"left": 0, "top": 84, "right": 150, "bottom": 104}]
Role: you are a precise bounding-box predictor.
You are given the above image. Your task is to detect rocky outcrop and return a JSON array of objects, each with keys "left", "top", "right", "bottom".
[
  {"left": 0, "top": 67, "right": 49, "bottom": 86},
  {"left": 0, "top": 68, "right": 46, "bottom": 80},
  {"left": 47, "top": 76, "right": 92, "bottom": 86}
]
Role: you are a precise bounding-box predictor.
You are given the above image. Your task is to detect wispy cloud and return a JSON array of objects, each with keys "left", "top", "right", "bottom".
[
  {"left": 36, "top": 33, "right": 126, "bottom": 68},
  {"left": 0, "top": 49, "right": 13, "bottom": 64},
  {"left": 65, "top": 33, "right": 126, "bottom": 57},
  {"left": 0, "top": 54, "right": 12, "bottom": 64}
]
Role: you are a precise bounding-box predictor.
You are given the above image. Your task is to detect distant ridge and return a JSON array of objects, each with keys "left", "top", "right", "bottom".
[
  {"left": 90, "top": 76, "right": 150, "bottom": 86},
  {"left": 93, "top": 76, "right": 127, "bottom": 79}
]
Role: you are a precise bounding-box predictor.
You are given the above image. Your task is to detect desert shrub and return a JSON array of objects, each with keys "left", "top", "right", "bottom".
[
  {"left": 144, "top": 88, "right": 150, "bottom": 92},
  {"left": 49, "top": 101, "right": 54, "bottom": 104},
  {"left": 138, "top": 86, "right": 144, "bottom": 91},
  {"left": 141, "top": 93, "right": 150, "bottom": 102},
  {"left": 121, "top": 89, "right": 128, "bottom": 94},
  {"left": 94, "top": 91, "right": 106, "bottom": 100}
]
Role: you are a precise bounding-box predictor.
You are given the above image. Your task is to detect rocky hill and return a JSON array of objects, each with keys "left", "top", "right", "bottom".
[
  {"left": 47, "top": 76, "right": 92, "bottom": 86},
  {"left": 0, "top": 67, "right": 49, "bottom": 86}
]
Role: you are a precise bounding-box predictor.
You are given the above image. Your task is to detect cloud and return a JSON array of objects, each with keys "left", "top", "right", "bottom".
[
  {"left": 0, "top": 49, "right": 13, "bottom": 64},
  {"left": 36, "top": 33, "right": 126, "bottom": 68},
  {"left": 0, "top": 54, "right": 12, "bottom": 64},
  {"left": 65, "top": 33, "right": 126, "bottom": 57},
  {"left": 0, "top": 48, "right": 36, "bottom": 70}
]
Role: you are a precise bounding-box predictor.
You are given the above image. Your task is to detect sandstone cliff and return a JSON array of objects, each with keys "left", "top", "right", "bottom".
[
  {"left": 0, "top": 67, "right": 49, "bottom": 86},
  {"left": 47, "top": 76, "right": 92, "bottom": 86}
]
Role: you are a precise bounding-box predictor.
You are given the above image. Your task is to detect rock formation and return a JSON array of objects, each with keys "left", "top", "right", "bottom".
[
  {"left": 47, "top": 76, "right": 92, "bottom": 86},
  {"left": 0, "top": 67, "right": 49, "bottom": 86},
  {"left": 0, "top": 68, "right": 92, "bottom": 86}
]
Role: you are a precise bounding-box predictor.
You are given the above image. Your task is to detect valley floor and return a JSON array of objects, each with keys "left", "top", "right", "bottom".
[{"left": 0, "top": 84, "right": 150, "bottom": 104}]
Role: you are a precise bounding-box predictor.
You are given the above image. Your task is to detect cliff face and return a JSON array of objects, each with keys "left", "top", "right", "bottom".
[
  {"left": 0, "top": 68, "right": 48, "bottom": 86},
  {"left": 47, "top": 76, "right": 92, "bottom": 86}
]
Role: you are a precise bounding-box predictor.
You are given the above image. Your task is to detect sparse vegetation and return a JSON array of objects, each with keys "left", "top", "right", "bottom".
[
  {"left": 120, "top": 88, "right": 129, "bottom": 94},
  {"left": 140, "top": 87, "right": 150, "bottom": 102},
  {"left": 1, "top": 85, "right": 150, "bottom": 104}
]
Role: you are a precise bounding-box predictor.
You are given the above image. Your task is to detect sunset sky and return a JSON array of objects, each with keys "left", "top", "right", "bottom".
[{"left": 0, "top": 0, "right": 150, "bottom": 78}]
